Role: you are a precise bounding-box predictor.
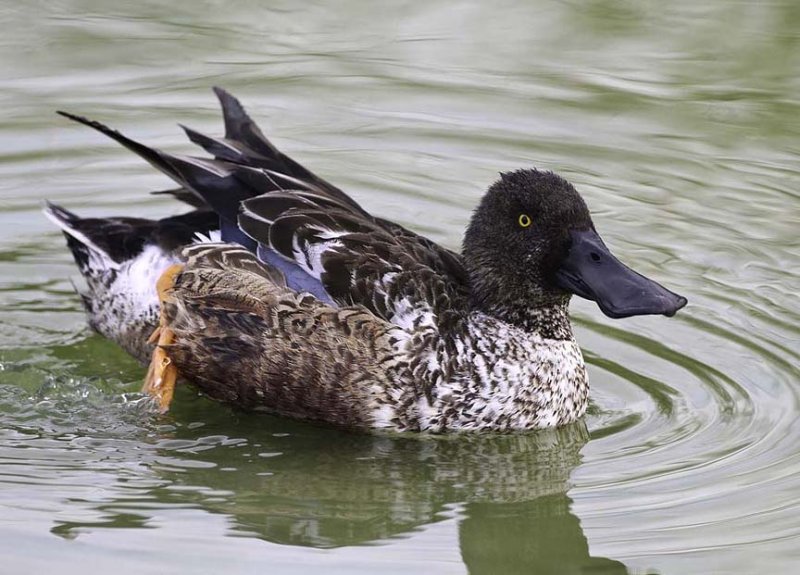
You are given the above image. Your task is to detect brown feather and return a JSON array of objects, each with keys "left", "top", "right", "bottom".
[{"left": 166, "top": 244, "right": 404, "bottom": 430}]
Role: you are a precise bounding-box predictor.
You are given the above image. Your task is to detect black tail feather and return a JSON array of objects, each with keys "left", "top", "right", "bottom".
[
  {"left": 150, "top": 187, "right": 207, "bottom": 208},
  {"left": 44, "top": 200, "right": 219, "bottom": 268},
  {"left": 57, "top": 110, "right": 251, "bottom": 228},
  {"left": 210, "top": 87, "right": 363, "bottom": 212},
  {"left": 57, "top": 88, "right": 369, "bottom": 252},
  {"left": 43, "top": 200, "right": 80, "bottom": 226},
  {"left": 180, "top": 124, "right": 251, "bottom": 165},
  {"left": 57, "top": 111, "right": 190, "bottom": 190},
  {"left": 44, "top": 200, "right": 121, "bottom": 270},
  {"left": 213, "top": 86, "right": 280, "bottom": 157}
]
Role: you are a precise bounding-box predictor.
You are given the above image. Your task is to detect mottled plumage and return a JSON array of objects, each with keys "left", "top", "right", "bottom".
[
  {"left": 160, "top": 243, "right": 587, "bottom": 431},
  {"left": 47, "top": 88, "right": 687, "bottom": 432},
  {"left": 44, "top": 204, "right": 218, "bottom": 361}
]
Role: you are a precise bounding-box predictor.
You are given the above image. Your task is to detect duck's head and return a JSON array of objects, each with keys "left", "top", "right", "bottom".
[{"left": 463, "top": 169, "right": 687, "bottom": 324}]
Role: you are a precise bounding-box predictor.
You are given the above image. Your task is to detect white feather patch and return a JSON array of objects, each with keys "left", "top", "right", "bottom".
[
  {"left": 123, "top": 245, "right": 180, "bottom": 305},
  {"left": 193, "top": 230, "right": 222, "bottom": 243},
  {"left": 310, "top": 225, "right": 351, "bottom": 240},
  {"left": 292, "top": 234, "right": 343, "bottom": 279},
  {"left": 43, "top": 208, "right": 121, "bottom": 270},
  {"left": 390, "top": 296, "right": 435, "bottom": 331}
]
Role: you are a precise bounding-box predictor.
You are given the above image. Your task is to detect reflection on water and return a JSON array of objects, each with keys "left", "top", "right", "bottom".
[
  {"left": 1, "top": 0, "right": 799, "bottom": 573},
  {"left": 461, "top": 500, "right": 626, "bottom": 574},
  {"left": 38, "top": 394, "right": 626, "bottom": 573}
]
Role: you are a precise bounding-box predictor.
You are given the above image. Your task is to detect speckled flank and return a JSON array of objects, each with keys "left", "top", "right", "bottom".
[
  {"left": 169, "top": 244, "right": 589, "bottom": 433},
  {"left": 79, "top": 245, "right": 179, "bottom": 363}
]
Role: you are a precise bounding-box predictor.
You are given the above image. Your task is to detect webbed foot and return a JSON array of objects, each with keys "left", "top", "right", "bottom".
[{"left": 142, "top": 264, "right": 183, "bottom": 412}]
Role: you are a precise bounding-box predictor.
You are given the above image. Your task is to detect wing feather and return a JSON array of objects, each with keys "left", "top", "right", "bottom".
[
  {"left": 59, "top": 88, "right": 471, "bottom": 329},
  {"left": 239, "top": 191, "right": 470, "bottom": 329}
]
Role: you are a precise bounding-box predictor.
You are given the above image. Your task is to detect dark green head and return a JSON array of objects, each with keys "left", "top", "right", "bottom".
[{"left": 463, "top": 168, "right": 686, "bottom": 322}]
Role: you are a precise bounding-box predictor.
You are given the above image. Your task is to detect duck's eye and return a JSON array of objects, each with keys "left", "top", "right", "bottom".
[{"left": 518, "top": 214, "right": 532, "bottom": 228}]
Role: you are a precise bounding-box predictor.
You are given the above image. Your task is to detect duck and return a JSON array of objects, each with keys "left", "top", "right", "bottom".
[{"left": 45, "top": 88, "right": 687, "bottom": 433}]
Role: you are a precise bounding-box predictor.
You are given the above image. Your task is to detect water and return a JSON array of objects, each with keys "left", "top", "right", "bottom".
[{"left": 1, "top": 1, "right": 798, "bottom": 573}]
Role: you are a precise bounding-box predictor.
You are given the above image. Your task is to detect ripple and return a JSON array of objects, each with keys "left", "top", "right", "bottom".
[
  {"left": 1, "top": 1, "right": 799, "bottom": 572},
  {"left": 572, "top": 298, "right": 799, "bottom": 568}
]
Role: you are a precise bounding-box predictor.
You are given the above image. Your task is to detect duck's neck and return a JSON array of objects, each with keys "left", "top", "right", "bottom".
[{"left": 476, "top": 297, "right": 574, "bottom": 340}]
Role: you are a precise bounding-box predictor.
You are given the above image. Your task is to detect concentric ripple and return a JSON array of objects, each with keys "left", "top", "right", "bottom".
[{"left": 1, "top": 1, "right": 799, "bottom": 573}]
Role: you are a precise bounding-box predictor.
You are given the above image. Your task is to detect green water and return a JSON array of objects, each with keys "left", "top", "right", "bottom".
[{"left": 1, "top": 1, "right": 799, "bottom": 573}]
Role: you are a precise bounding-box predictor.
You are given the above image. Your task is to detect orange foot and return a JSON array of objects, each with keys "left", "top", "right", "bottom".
[{"left": 142, "top": 264, "right": 183, "bottom": 413}]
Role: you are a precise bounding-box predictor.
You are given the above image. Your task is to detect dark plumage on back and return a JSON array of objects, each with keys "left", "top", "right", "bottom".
[{"left": 57, "top": 89, "right": 472, "bottom": 327}]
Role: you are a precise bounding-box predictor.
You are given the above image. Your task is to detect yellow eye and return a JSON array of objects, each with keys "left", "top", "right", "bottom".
[{"left": 518, "top": 214, "right": 532, "bottom": 228}]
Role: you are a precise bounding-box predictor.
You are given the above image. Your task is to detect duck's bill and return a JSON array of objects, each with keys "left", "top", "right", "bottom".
[{"left": 555, "top": 229, "right": 687, "bottom": 319}]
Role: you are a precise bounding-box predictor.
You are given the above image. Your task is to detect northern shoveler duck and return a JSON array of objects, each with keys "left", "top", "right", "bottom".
[{"left": 45, "top": 88, "right": 687, "bottom": 432}]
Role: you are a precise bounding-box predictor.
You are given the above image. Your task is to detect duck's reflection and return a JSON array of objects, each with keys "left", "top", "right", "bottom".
[
  {"left": 55, "top": 397, "right": 628, "bottom": 573},
  {"left": 207, "top": 424, "right": 588, "bottom": 549},
  {"left": 461, "top": 498, "right": 627, "bottom": 574}
]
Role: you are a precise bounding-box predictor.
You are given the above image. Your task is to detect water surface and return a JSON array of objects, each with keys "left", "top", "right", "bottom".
[{"left": 1, "top": 1, "right": 799, "bottom": 573}]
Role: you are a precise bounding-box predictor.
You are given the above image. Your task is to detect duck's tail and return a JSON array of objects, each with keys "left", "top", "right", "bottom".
[
  {"left": 43, "top": 203, "right": 216, "bottom": 363},
  {"left": 181, "top": 87, "right": 360, "bottom": 212},
  {"left": 54, "top": 88, "right": 367, "bottom": 252},
  {"left": 42, "top": 201, "right": 122, "bottom": 320},
  {"left": 43, "top": 201, "right": 121, "bottom": 275}
]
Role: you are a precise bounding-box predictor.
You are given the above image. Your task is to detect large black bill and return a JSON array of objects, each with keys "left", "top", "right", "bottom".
[{"left": 555, "top": 229, "right": 687, "bottom": 319}]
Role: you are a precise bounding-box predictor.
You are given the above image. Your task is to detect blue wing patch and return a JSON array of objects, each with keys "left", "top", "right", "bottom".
[{"left": 256, "top": 244, "right": 335, "bottom": 305}]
